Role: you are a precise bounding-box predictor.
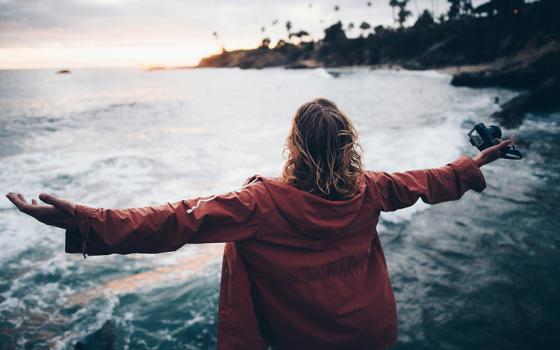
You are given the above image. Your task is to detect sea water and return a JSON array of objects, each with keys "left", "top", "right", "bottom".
[{"left": 0, "top": 67, "right": 558, "bottom": 349}]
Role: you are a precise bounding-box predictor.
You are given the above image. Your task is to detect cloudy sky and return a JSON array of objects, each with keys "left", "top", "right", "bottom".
[{"left": 0, "top": 0, "right": 483, "bottom": 69}]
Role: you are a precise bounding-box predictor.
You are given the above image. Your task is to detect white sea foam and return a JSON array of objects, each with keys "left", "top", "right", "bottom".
[{"left": 311, "top": 67, "right": 334, "bottom": 79}]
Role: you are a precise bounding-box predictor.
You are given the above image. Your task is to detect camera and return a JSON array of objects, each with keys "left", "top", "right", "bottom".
[{"left": 468, "top": 123, "right": 522, "bottom": 160}]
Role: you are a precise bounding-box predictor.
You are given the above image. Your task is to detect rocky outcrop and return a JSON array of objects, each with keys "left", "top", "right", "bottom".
[
  {"left": 491, "top": 78, "right": 560, "bottom": 127},
  {"left": 74, "top": 321, "right": 116, "bottom": 350},
  {"left": 450, "top": 42, "right": 560, "bottom": 126},
  {"left": 450, "top": 42, "right": 560, "bottom": 89},
  {"left": 196, "top": 0, "right": 560, "bottom": 124}
]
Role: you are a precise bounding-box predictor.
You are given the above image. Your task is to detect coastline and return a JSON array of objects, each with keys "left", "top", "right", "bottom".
[{"left": 191, "top": 1, "right": 559, "bottom": 126}]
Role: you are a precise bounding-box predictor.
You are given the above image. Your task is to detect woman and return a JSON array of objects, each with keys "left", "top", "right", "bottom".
[{"left": 6, "top": 98, "right": 513, "bottom": 350}]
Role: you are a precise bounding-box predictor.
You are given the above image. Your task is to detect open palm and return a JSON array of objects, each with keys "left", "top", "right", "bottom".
[
  {"left": 473, "top": 136, "right": 516, "bottom": 167},
  {"left": 5, "top": 193, "right": 77, "bottom": 231}
]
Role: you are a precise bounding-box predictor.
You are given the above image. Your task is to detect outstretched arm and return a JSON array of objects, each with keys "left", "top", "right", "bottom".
[
  {"left": 6, "top": 180, "right": 271, "bottom": 258},
  {"left": 367, "top": 137, "right": 515, "bottom": 212}
]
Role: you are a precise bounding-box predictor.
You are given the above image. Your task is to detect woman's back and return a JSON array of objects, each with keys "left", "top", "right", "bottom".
[
  {"left": 234, "top": 175, "right": 395, "bottom": 349},
  {"left": 218, "top": 157, "right": 484, "bottom": 349}
]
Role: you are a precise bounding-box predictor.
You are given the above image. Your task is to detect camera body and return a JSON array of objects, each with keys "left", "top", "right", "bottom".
[
  {"left": 468, "top": 123, "right": 501, "bottom": 150},
  {"left": 468, "top": 123, "right": 522, "bottom": 160}
]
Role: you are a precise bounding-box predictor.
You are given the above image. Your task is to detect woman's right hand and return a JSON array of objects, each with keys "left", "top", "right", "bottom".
[
  {"left": 5, "top": 193, "right": 78, "bottom": 231},
  {"left": 472, "top": 136, "right": 516, "bottom": 168}
]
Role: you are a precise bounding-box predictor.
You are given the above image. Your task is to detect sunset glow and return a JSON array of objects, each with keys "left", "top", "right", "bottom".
[
  {"left": 0, "top": 0, "right": 484, "bottom": 69},
  {"left": 0, "top": 46, "right": 219, "bottom": 69}
]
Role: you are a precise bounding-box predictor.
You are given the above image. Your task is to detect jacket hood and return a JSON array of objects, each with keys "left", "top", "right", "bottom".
[{"left": 256, "top": 176, "right": 369, "bottom": 238}]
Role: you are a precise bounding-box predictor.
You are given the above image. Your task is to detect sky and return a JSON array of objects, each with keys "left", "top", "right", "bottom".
[{"left": 0, "top": 0, "right": 485, "bottom": 69}]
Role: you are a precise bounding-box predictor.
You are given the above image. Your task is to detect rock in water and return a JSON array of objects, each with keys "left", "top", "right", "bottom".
[
  {"left": 74, "top": 320, "right": 116, "bottom": 350},
  {"left": 492, "top": 78, "right": 560, "bottom": 128}
]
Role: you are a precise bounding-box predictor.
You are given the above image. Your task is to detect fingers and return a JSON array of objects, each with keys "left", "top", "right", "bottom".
[
  {"left": 17, "top": 193, "right": 28, "bottom": 203},
  {"left": 495, "top": 136, "right": 514, "bottom": 150},
  {"left": 6, "top": 192, "right": 24, "bottom": 209},
  {"left": 39, "top": 193, "right": 74, "bottom": 215},
  {"left": 6, "top": 192, "right": 75, "bottom": 218}
]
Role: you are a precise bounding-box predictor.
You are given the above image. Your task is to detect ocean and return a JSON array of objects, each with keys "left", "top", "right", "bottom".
[{"left": 0, "top": 67, "right": 558, "bottom": 349}]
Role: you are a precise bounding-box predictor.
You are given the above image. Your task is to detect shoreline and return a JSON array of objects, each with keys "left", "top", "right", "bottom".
[{"left": 193, "top": 1, "right": 559, "bottom": 126}]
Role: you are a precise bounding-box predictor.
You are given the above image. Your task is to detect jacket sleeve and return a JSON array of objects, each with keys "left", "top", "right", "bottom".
[
  {"left": 365, "top": 156, "right": 486, "bottom": 212},
  {"left": 65, "top": 181, "right": 271, "bottom": 258}
]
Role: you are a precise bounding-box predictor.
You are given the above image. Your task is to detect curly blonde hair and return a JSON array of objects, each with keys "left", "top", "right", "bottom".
[{"left": 281, "top": 98, "right": 364, "bottom": 200}]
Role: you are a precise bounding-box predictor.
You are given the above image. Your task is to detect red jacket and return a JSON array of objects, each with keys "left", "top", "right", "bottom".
[{"left": 65, "top": 156, "right": 486, "bottom": 350}]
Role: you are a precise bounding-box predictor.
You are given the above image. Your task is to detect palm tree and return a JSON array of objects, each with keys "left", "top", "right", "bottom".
[
  {"left": 348, "top": 22, "right": 355, "bottom": 37},
  {"left": 289, "top": 30, "right": 311, "bottom": 45},
  {"left": 389, "top": 0, "right": 412, "bottom": 28},
  {"left": 447, "top": 0, "right": 474, "bottom": 19},
  {"left": 286, "top": 21, "right": 292, "bottom": 41},
  {"left": 359, "top": 21, "right": 372, "bottom": 37},
  {"left": 448, "top": 0, "right": 460, "bottom": 19},
  {"left": 297, "top": 30, "right": 311, "bottom": 41},
  {"left": 261, "top": 38, "right": 271, "bottom": 48},
  {"left": 397, "top": 0, "right": 412, "bottom": 28},
  {"left": 389, "top": 0, "right": 399, "bottom": 25},
  {"left": 212, "top": 31, "right": 224, "bottom": 52},
  {"left": 367, "top": 1, "right": 373, "bottom": 25}
]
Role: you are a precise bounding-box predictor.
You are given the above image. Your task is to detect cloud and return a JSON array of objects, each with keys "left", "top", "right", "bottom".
[
  {"left": 0, "top": 0, "right": 419, "bottom": 47},
  {"left": 0, "top": 0, "right": 486, "bottom": 68}
]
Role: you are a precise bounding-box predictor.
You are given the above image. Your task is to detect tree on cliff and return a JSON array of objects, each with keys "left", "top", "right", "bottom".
[
  {"left": 347, "top": 22, "right": 355, "bottom": 36},
  {"left": 212, "top": 31, "right": 224, "bottom": 52},
  {"left": 367, "top": 1, "right": 373, "bottom": 24},
  {"left": 389, "top": 0, "right": 412, "bottom": 28},
  {"left": 260, "top": 38, "right": 271, "bottom": 49},
  {"left": 448, "top": 0, "right": 474, "bottom": 19},
  {"left": 397, "top": 0, "right": 412, "bottom": 28},
  {"left": 414, "top": 9, "right": 435, "bottom": 28},
  {"left": 289, "top": 31, "right": 311, "bottom": 45},
  {"left": 359, "top": 22, "right": 372, "bottom": 37},
  {"left": 389, "top": 0, "right": 398, "bottom": 24},
  {"left": 323, "top": 21, "right": 347, "bottom": 43},
  {"left": 274, "top": 39, "right": 287, "bottom": 49}
]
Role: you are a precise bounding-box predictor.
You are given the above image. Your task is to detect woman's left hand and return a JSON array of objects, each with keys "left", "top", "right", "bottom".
[
  {"left": 5, "top": 193, "right": 78, "bottom": 231},
  {"left": 472, "top": 135, "right": 516, "bottom": 168}
]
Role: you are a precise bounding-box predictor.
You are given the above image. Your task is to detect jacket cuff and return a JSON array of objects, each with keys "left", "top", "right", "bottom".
[
  {"left": 449, "top": 156, "right": 487, "bottom": 192},
  {"left": 65, "top": 204, "right": 98, "bottom": 258}
]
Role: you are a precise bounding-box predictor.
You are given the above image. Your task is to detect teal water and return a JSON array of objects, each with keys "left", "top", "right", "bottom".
[{"left": 0, "top": 68, "right": 558, "bottom": 349}]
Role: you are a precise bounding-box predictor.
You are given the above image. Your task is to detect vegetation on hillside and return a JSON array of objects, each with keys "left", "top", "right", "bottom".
[{"left": 197, "top": 0, "right": 560, "bottom": 125}]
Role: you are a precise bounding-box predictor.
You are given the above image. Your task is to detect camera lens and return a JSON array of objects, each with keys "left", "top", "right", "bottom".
[
  {"left": 489, "top": 125, "right": 502, "bottom": 140},
  {"left": 470, "top": 131, "right": 483, "bottom": 147}
]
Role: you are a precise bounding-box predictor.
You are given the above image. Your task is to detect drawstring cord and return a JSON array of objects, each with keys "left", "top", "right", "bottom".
[{"left": 80, "top": 220, "right": 90, "bottom": 259}]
